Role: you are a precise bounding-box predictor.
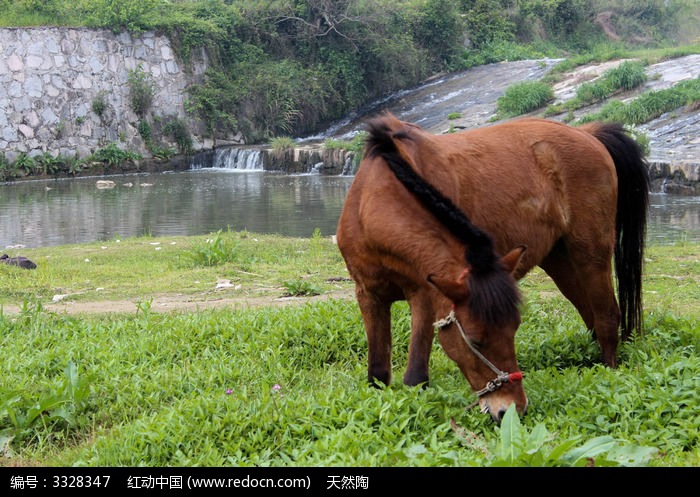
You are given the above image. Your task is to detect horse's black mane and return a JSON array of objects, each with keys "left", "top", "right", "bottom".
[
  {"left": 365, "top": 116, "right": 521, "bottom": 326},
  {"left": 365, "top": 117, "right": 498, "bottom": 271}
]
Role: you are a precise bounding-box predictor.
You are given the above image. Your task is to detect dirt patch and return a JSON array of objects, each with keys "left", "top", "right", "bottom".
[
  {"left": 594, "top": 12, "right": 620, "bottom": 41},
  {"left": 1, "top": 288, "right": 356, "bottom": 316}
]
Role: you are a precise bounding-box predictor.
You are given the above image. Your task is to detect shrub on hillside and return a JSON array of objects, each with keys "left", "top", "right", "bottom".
[{"left": 497, "top": 80, "right": 554, "bottom": 117}]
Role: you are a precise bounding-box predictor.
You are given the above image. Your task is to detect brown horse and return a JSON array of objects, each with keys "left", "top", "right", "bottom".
[{"left": 336, "top": 112, "right": 649, "bottom": 423}]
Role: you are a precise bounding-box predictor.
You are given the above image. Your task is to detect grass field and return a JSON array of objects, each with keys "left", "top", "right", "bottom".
[{"left": 0, "top": 231, "right": 698, "bottom": 467}]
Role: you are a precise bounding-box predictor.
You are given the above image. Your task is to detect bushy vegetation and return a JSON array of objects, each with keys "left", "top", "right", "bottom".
[
  {"left": 186, "top": 229, "right": 241, "bottom": 266},
  {"left": 91, "top": 92, "right": 108, "bottom": 119},
  {"left": 496, "top": 80, "right": 555, "bottom": 117},
  {"left": 127, "top": 65, "right": 156, "bottom": 118},
  {"left": 271, "top": 137, "right": 296, "bottom": 153},
  {"left": 1, "top": 0, "right": 697, "bottom": 144},
  {"left": 163, "top": 117, "right": 193, "bottom": 155},
  {"left": 0, "top": 143, "right": 145, "bottom": 181}
]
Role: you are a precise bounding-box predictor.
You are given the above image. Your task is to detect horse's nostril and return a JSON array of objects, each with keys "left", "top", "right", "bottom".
[
  {"left": 496, "top": 408, "right": 508, "bottom": 424},
  {"left": 487, "top": 408, "right": 507, "bottom": 425}
]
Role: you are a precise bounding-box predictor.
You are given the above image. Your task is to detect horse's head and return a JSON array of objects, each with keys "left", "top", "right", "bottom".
[{"left": 429, "top": 246, "right": 528, "bottom": 424}]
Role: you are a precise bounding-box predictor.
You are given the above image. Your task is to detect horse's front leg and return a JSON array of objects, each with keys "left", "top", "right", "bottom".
[
  {"left": 356, "top": 286, "right": 394, "bottom": 387},
  {"left": 403, "top": 292, "right": 435, "bottom": 387}
]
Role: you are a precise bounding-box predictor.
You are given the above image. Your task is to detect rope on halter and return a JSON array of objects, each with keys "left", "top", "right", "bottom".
[{"left": 434, "top": 310, "right": 523, "bottom": 410}]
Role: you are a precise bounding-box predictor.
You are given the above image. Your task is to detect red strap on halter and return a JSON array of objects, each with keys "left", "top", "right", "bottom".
[{"left": 508, "top": 372, "right": 524, "bottom": 382}]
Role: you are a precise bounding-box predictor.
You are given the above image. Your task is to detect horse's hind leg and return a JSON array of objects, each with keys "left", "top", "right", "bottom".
[
  {"left": 356, "top": 286, "right": 394, "bottom": 387},
  {"left": 577, "top": 265, "right": 620, "bottom": 368},
  {"left": 540, "top": 252, "right": 595, "bottom": 330},
  {"left": 541, "top": 251, "right": 620, "bottom": 368}
]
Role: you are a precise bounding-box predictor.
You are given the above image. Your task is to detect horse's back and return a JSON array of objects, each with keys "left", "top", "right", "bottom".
[
  {"left": 338, "top": 116, "right": 619, "bottom": 278},
  {"left": 429, "top": 119, "right": 617, "bottom": 262},
  {"left": 443, "top": 118, "right": 616, "bottom": 181}
]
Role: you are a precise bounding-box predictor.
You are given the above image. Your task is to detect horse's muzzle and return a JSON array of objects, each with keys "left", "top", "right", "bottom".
[{"left": 480, "top": 395, "right": 529, "bottom": 424}]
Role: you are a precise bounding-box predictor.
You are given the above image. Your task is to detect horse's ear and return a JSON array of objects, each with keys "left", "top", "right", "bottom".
[
  {"left": 499, "top": 245, "right": 527, "bottom": 275},
  {"left": 427, "top": 268, "right": 469, "bottom": 302}
]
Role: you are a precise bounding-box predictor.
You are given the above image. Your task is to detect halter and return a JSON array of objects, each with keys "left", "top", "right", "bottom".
[{"left": 433, "top": 309, "right": 523, "bottom": 411}]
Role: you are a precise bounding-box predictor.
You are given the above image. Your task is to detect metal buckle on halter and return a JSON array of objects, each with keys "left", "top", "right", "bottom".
[{"left": 434, "top": 310, "right": 523, "bottom": 411}]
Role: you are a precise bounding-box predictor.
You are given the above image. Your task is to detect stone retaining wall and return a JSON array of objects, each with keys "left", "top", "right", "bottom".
[{"left": 0, "top": 27, "right": 215, "bottom": 162}]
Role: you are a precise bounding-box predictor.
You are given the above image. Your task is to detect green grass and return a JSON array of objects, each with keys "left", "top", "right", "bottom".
[
  {"left": 0, "top": 229, "right": 348, "bottom": 305},
  {"left": 495, "top": 81, "right": 554, "bottom": 119},
  {"left": 545, "top": 60, "right": 648, "bottom": 117},
  {"left": 270, "top": 137, "right": 296, "bottom": 152},
  {"left": 0, "top": 234, "right": 698, "bottom": 467},
  {"left": 534, "top": 46, "right": 700, "bottom": 125},
  {"left": 576, "top": 77, "right": 700, "bottom": 125}
]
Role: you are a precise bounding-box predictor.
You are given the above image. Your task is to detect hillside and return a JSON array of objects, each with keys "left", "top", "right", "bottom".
[{"left": 1, "top": 0, "right": 698, "bottom": 143}]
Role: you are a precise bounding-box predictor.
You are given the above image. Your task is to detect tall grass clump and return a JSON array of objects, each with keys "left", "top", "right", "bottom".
[
  {"left": 271, "top": 136, "right": 296, "bottom": 153},
  {"left": 496, "top": 81, "right": 554, "bottom": 118},
  {"left": 90, "top": 142, "right": 141, "bottom": 166},
  {"left": 605, "top": 60, "right": 648, "bottom": 91},
  {"left": 546, "top": 60, "right": 648, "bottom": 117},
  {"left": 1, "top": 359, "right": 91, "bottom": 448},
  {"left": 573, "top": 60, "right": 647, "bottom": 106},
  {"left": 324, "top": 133, "right": 366, "bottom": 173},
  {"left": 455, "top": 405, "right": 657, "bottom": 467},
  {"left": 186, "top": 230, "right": 240, "bottom": 266},
  {"left": 323, "top": 133, "right": 366, "bottom": 155},
  {"left": 544, "top": 44, "right": 632, "bottom": 81}
]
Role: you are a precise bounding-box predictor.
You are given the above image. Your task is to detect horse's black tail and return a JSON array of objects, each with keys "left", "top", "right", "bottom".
[{"left": 588, "top": 122, "right": 650, "bottom": 340}]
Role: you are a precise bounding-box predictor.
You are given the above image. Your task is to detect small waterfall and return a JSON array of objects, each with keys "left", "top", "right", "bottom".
[
  {"left": 189, "top": 144, "right": 354, "bottom": 174},
  {"left": 214, "top": 148, "right": 264, "bottom": 170},
  {"left": 190, "top": 147, "right": 264, "bottom": 171}
]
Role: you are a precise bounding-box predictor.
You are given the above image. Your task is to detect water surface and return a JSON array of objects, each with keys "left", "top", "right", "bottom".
[
  {"left": 1, "top": 170, "right": 698, "bottom": 249},
  {"left": 1, "top": 170, "right": 353, "bottom": 248}
]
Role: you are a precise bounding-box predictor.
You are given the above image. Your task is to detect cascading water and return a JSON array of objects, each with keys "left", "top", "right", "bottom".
[
  {"left": 190, "top": 147, "right": 264, "bottom": 171},
  {"left": 213, "top": 148, "right": 264, "bottom": 170}
]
